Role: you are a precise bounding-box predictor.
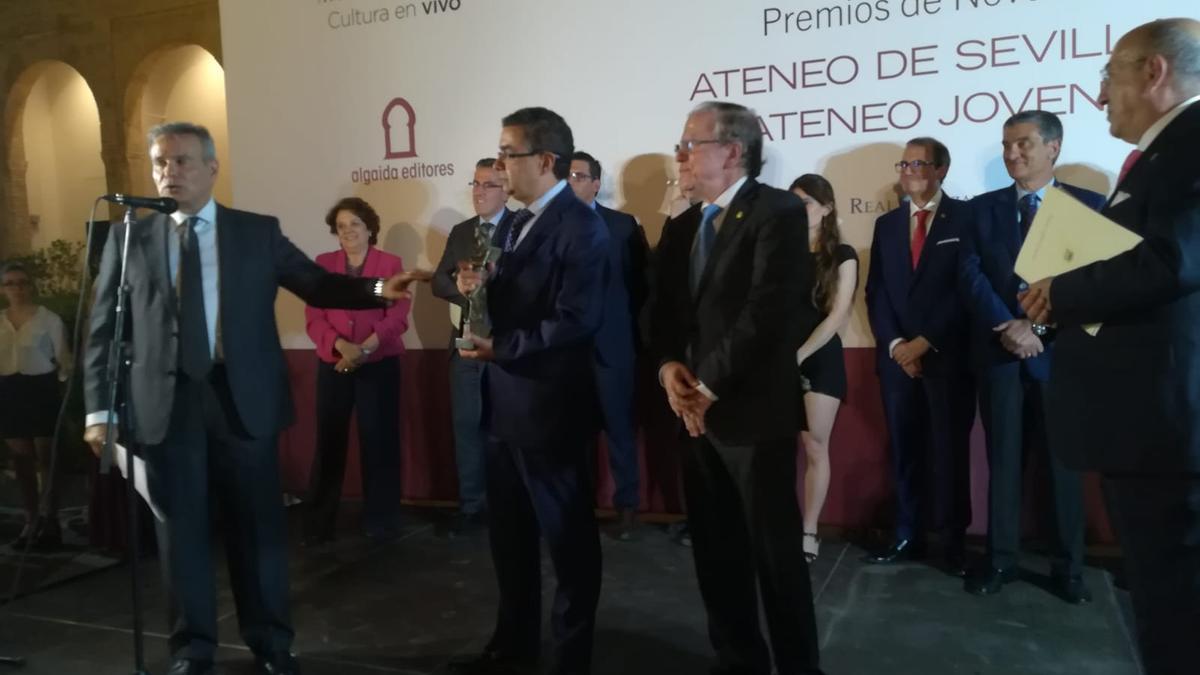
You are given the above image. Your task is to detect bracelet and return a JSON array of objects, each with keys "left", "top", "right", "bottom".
[
  {"left": 361, "top": 344, "right": 374, "bottom": 356},
  {"left": 372, "top": 278, "right": 385, "bottom": 298},
  {"left": 1031, "top": 323, "right": 1048, "bottom": 336}
]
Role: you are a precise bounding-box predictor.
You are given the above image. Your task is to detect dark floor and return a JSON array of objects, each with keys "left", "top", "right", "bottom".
[{"left": 0, "top": 507, "right": 1142, "bottom": 674}]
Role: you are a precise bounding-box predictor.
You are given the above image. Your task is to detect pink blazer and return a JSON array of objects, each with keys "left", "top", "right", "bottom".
[{"left": 305, "top": 247, "right": 410, "bottom": 364}]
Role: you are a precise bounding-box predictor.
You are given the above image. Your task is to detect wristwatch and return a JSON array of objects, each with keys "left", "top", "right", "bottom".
[{"left": 1031, "top": 323, "right": 1048, "bottom": 336}]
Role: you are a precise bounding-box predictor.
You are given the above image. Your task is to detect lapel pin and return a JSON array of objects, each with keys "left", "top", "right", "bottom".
[{"left": 735, "top": 211, "right": 744, "bottom": 220}]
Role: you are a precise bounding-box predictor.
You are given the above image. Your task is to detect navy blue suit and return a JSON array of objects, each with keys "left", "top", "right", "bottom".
[
  {"left": 865, "top": 195, "right": 975, "bottom": 543},
  {"left": 959, "top": 181, "right": 1105, "bottom": 577},
  {"left": 481, "top": 184, "right": 608, "bottom": 673},
  {"left": 592, "top": 203, "right": 649, "bottom": 510}
]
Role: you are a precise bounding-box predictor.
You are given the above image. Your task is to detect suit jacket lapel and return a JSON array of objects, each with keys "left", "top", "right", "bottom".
[
  {"left": 215, "top": 204, "right": 234, "bottom": 316},
  {"left": 695, "top": 179, "right": 757, "bottom": 300},
  {"left": 139, "top": 213, "right": 172, "bottom": 305},
  {"left": 995, "top": 186, "right": 1019, "bottom": 261}
]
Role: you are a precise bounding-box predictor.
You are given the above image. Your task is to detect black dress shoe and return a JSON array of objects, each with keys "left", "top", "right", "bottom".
[
  {"left": 965, "top": 567, "right": 1020, "bottom": 595},
  {"left": 444, "top": 511, "right": 488, "bottom": 538},
  {"left": 256, "top": 651, "right": 301, "bottom": 675},
  {"left": 166, "top": 658, "right": 215, "bottom": 675},
  {"left": 943, "top": 545, "right": 968, "bottom": 577},
  {"left": 863, "top": 538, "right": 924, "bottom": 564},
  {"left": 446, "top": 650, "right": 537, "bottom": 674},
  {"left": 607, "top": 508, "right": 637, "bottom": 542},
  {"left": 1052, "top": 574, "right": 1093, "bottom": 605},
  {"left": 669, "top": 520, "right": 691, "bottom": 548}
]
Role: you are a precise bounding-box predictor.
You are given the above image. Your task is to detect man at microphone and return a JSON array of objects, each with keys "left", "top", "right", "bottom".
[{"left": 82, "top": 121, "right": 428, "bottom": 675}]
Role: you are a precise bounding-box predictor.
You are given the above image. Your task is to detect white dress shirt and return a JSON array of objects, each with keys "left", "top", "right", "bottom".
[
  {"left": 0, "top": 305, "right": 70, "bottom": 379},
  {"left": 1137, "top": 94, "right": 1200, "bottom": 151}
]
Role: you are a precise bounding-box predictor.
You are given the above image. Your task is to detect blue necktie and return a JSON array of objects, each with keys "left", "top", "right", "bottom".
[
  {"left": 690, "top": 203, "right": 722, "bottom": 294},
  {"left": 503, "top": 208, "right": 535, "bottom": 253},
  {"left": 1018, "top": 193, "right": 1040, "bottom": 240}
]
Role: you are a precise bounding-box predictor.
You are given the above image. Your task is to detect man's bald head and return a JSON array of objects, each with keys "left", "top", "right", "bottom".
[{"left": 1101, "top": 18, "right": 1200, "bottom": 143}]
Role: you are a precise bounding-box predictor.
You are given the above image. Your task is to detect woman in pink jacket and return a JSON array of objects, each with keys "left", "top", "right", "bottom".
[{"left": 304, "top": 197, "right": 411, "bottom": 544}]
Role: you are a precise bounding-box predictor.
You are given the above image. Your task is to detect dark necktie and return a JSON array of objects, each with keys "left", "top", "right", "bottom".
[
  {"left": 1018, "top": 193, "right": 1039, "bottom": 240},
  {"left": 502, "top": 209, "right": 535, "bottom": 253},
  {"left": 690, "top": 203, "right": 722, "bottom": 294},
  {"left": 178, "top": 216, "right": 211, "bottom": 379}
]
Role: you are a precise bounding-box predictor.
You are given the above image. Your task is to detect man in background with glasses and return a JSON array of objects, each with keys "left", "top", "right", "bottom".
[
  {"left": 649, "top": 101, "right": 824, "bottom": 675},
  {"left": 432, "top": 157, "right": 514, "bottom": 537},
  {"left": 568, "top": 150, "right": 650, "bottom": 542},
  {"left": 452, "top": 107, "right": 608, "bottom": 675},
  {"left": 863, "top": 137, "right": 975, "bottom": 575},
  {"left": 958, "top": 110, "right": 1103, "bottom": 603}
]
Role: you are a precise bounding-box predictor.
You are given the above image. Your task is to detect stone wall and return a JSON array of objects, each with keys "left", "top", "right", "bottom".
[{"left": 0, "top": 0, "right": 220, "bottom": 255}]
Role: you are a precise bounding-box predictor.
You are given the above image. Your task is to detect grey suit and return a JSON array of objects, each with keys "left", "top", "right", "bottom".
[{"left": 84, "top": 204, "right": 380, "bottom": 661}]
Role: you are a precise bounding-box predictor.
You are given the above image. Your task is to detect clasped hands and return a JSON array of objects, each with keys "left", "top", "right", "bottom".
[
  {"left": 334, "top": 339, "right": 369, "bottom": 374},
  {"left": 659, "top": 361, "right": 713, "bottom": 438},
  {"left": 999, "top": 277, "right": 1053, "bottom": 360},
  {"left": 890, "top": 336, "right": 931, "bottom": 379}
]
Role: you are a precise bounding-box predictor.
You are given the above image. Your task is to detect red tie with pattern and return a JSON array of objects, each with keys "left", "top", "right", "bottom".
[
  {"left": 1118, "top": 148, "right": 1143, "bottom": 185},
  {"left": 911, "top": 209, "right": 930, "bottom": 269}
]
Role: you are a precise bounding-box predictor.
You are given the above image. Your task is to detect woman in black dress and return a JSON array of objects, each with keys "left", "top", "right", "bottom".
[
  {"left": 1, "top": 261, "right": 71, "bottom": 549},
  {"left": 789, "top": 174, "right": 859, "bottom": 562}
]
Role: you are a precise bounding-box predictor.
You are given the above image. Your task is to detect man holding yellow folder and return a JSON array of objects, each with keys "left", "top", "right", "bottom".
[{"left": 1019, "top": 18, "right": 1200, "bottom": 675}]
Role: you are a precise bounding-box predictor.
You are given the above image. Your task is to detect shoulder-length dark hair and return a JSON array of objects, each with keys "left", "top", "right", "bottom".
[
  {"left": 325, "top": 197, "right": 380, "bottom": 246},
  {"left": 789, "top": 173, "right": 843, "bottom": 313}
]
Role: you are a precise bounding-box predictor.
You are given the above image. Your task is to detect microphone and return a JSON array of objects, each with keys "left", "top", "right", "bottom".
[{"left": 103, "top": 194, "right": 179, "bottom": 214}]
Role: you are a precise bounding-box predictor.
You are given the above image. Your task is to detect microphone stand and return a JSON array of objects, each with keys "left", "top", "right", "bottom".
[{"left": 98, "top": 204, "right": 151, "bottom": 675}]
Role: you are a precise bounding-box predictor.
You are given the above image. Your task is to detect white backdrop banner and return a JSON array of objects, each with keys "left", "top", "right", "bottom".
[{"left": 217, "top": 0, "right": 1186, "bottom": 348}]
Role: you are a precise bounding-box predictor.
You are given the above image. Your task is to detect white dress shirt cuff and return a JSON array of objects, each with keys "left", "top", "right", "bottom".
[
  {"left": 695, "top": 382, "right": 718, "bottom": 402},
  {"left": 86, "top": 411, "right": 117, "bottom": 428},
  {"left": 888, "top": 338, "right": 903, "bottom": 358}
]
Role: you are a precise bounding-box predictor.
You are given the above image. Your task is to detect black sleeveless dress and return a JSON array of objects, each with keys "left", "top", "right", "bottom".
[{"left": 798, "top": 244, "right": 858, "bottom": 401}]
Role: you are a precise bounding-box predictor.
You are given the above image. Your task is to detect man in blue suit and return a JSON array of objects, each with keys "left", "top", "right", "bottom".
[
  {"left": 959, "top": 110, "right": 1105, "bottom": 602},
  {"left": 567, "top": 150, "right": 650, "bottom": 540},
  {"left": 452, "top": 107, "right": 609, "bottom": 675},
  {"left": 864, "top": 137, "right": 975, "bottom": 574}
]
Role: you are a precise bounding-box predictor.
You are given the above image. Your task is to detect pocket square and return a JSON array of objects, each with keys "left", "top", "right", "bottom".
[
  {"left": 1111, "top": 191, "right": 1132, "bottom": 206},
  {"left": 935, "top": 238, "right": 960, "bottom": 245}
]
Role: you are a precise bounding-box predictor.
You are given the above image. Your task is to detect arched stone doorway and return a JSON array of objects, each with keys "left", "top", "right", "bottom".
[{"left": 3, "top": 60, "right": 105, "bottom": 253}]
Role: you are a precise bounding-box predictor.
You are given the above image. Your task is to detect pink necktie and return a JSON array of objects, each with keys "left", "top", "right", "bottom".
[{"left": 1118, "top": 149, "right": 1143, "bottom": 185}]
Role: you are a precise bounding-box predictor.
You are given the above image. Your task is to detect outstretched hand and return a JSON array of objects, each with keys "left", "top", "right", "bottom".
[{"left": 381, "top": 269, "right": 434, "bottom": 300}]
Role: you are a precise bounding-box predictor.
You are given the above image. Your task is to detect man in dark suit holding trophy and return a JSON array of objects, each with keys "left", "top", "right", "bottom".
[{"left": 451, "top": 107, "right": 608, "bottom": 675}]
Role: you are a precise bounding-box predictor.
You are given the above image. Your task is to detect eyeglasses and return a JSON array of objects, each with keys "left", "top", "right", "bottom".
[
  {"left": 895, "top": 160, "right": 937, "bottom": 172},
  {"left": 469, "top": 180, "right": 503, "bottom": 189},
  {"left": 675, "top": 139, "right": 722, "bottom": 155},
  {"left": 496, "top": 149, "right": 543, "bottom": 161},
  {"left": 568, "top": 171, "right": 596, "bottom": 182},
  {"left": 1100, "top": 56, "right": 1148, "bottom": 84}
]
